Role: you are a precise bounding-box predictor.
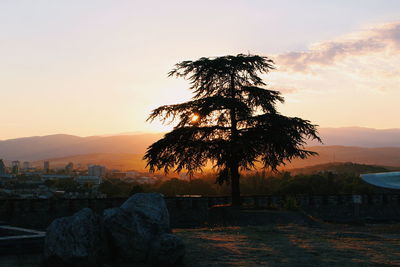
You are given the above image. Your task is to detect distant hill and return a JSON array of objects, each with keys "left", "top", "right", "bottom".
[
  {"left": 32, "top": 153, "right": 147, "bottom": 171},
  {"left": 0, "top": 133, "right": 163, "bottom": 161},
  {"left": 32, "top": 145, "right": 400, "bottom": 172},
  {"left": 288, "top": 162, "right": 395, "bottom": 176},
  {"left": 1, "top": 127, "right": 400, "bottom": 164},
  {"left": 283, "top": 146, "right": 400, "bottom": 169},
  {"left": 0, "top": 134, "right": 100, "bottom": 161},
  {"left": 307, "top": 127, "right": 400, "bottom": 147}
]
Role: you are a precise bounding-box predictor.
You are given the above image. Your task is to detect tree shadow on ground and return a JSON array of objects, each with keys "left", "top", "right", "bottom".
[{"left": 175, "top": 223, "right": 400, "bottom": 267}]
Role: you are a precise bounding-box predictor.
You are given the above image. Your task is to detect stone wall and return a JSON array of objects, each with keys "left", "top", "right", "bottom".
[{"left": 1, "top": 194, "right": 399, "bottom": 229}]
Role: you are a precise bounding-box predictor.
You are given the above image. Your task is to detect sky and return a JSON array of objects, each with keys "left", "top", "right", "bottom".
[{"left": 1, "top": 0, "right": 400, "bottom": 140}]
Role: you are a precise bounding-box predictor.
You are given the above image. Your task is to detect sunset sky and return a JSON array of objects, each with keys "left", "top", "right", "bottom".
[{"left": 1, "top": 1, "right": 400, "bottom": 140}]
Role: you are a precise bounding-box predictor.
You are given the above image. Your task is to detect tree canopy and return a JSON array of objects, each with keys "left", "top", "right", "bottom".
[{"left": 144, "top": 54, "right": 321, "bottom": 205}]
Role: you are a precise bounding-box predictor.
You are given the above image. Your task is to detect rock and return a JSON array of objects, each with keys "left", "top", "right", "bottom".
[
  {"left": 148, "top": 233, "right": 185, "bottom": 267},
  {"left": 43, "top": 208, "right": 105, "bottom": 266},
  {"left": 103, "top": 193, "right": 174, "bottom": 263},
  {"left": 102, "top": 207, "right": 147, "bottom": 261},
  {"left": 44, "top": 193, "right": 185, "bottom": 266},
  {"left": 121, "top": 192, "right": 170, "bottom": 233}
]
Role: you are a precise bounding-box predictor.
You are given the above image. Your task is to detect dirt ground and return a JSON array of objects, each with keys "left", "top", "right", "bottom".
[
  {"left": 1, "top": 223, "right": 400, "bottom": 267},
  {"left": 175, "top": 223, "right": 400, "bottom": 267}
]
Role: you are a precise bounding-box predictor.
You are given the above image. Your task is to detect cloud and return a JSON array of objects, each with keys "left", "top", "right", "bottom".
[
  {"left": 275, "top": 22, "right": 400, "bottom": 72},
  {"left": 264, "top": 22, "right": 400, "bottom": 129}
]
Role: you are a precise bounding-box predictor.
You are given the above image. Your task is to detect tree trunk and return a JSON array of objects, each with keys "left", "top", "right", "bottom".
[
  {"left": 229, "top": 72, "right": 241, "bottom": 206},
  {"left": 230, "top": 162, "right": 241, "bottom": 206}
]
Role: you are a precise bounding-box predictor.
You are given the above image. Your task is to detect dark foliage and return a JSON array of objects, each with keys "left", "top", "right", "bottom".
[
  {"left": 98, "top": 171, "right": 378, "bottom": 198},
  {"left": 144, "top": 54, "right": 321, "bottom": 205}
]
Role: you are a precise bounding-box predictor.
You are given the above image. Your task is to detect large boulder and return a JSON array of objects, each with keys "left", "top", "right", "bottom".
[
  {"left": 43, "top": 193, "right": 185, "bottom": 266},
  {"left": 121, "top": 192, "right": 170, "bottom": 233},
  {"left": 103, "top": 193, "right": 178, "bottom": 263},
  {"left": 103, "top": 207, "right": 146, "bottom": 261},
  {"left": 148, "top": 233, "right": 185, "bottom": 267},
  {"left": 43, "top": 208, "right": 105, "bottom": 266}
]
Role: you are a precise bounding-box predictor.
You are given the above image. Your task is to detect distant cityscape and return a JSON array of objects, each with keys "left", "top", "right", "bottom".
[{"left": 0, "top": 159, "right": 161, "bottom": 199}]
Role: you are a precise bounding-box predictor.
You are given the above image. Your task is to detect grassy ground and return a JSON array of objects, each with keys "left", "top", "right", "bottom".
[
  {"left": 1, "top": 223, "right": 400, "bottom": 266},
  {"left": 175, "top": 223, "right": 400, "bottom": 267}
]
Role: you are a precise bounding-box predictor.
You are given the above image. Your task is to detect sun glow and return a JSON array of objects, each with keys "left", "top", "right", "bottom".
[{"left": 191, "top": 114, "right": 200, "bottom": 123}]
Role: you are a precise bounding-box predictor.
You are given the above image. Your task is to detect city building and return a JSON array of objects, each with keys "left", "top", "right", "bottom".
[
  {"left": 22, "top": 161, "right": 31, "bottom": 170},
  {"left": 43, "top": 161, "right": 50, "bottom": 173},
  {"left": 42, "top": 174, "right": 73, "bottom": 180},
  {"left": 0, "top": 159, "right": 6, "bottom": 174},
  {"left": 0, "top": 174, "right": 14, "bottom": 179},
  {"left": 11, "top": 161, "right": 20, "bottom": 175},
  {"left": 65, "top": 162, "right": 74, "bottom": 174},
  {"left": 110, "top": 172, "right": 126, "bottom": 179},
  {"left": 75, "top": 175, "right": 102, "bottom": 185},
  {"left": 88, "top": 165, "right": 106, "bottom": 177}
]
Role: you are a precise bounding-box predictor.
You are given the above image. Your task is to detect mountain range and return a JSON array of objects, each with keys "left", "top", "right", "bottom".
[
  {"left": 1, "top": 127, "right": 400, "bottom": 170},
  {"left": 306, "top": 127, "right": 400, "bottom": 147},
  {"left": 29, "top": 146, "right": 400, "bottom": 171},
  {"left": 0, "top": 133, "right": 163, "bottom": 161}
]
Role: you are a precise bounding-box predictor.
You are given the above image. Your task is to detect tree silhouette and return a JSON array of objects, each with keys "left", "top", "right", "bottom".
[{"left": 144, "top": 54, "right": 321, "bottom": 206}]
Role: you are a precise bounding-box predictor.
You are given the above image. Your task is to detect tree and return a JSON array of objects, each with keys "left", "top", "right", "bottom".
[
  {"left": 129, "top": 184, "right": 144, "bottom": 195},
  {"left": 144, "top": 54, "right": 321, "bottom": 206}
]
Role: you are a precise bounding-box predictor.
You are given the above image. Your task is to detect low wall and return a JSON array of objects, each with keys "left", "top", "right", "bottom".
[{"left": 1, "top": 194, "right": 400, "bottom": 229}]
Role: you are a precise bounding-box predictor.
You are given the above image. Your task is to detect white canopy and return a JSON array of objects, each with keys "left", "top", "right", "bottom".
[{"left": 360, "top": 171, "right": 400, "bottom": 190}]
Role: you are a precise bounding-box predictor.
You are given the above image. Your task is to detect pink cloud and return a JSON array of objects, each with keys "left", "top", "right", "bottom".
[{"left": 275, "top": 22, "right": 400, "bottom": 72}]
